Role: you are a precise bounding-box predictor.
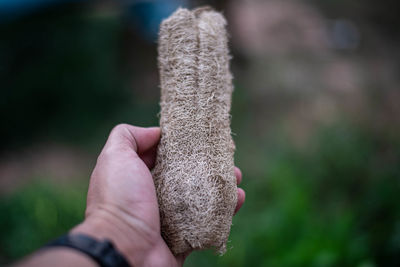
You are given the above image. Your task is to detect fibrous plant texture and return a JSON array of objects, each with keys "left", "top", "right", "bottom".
[{"left": 152, "top": 7, "right": 237, "bottom": 255}]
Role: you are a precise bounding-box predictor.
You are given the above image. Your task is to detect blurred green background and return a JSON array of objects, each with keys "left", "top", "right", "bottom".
[{"left": 1, "top": 0, "right": 400, "bottom": 266}]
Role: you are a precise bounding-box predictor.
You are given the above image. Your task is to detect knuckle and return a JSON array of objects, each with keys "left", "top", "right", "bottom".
[
  {"left": 97, "top": 147, "right": 115, "bottom": 162},
  {"left": 111, "top": 123, "right": 131, "bottom": 134}
]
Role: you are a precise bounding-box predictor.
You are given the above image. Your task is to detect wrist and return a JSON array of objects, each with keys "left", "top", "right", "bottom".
[{"left": 71, "top": 208, "right": 161, "bottom": 267}]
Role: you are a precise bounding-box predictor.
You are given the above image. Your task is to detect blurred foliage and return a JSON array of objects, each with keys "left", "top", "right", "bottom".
[
  {"left": 0, "top": 4, "right": 158, "bottom": 153},
  {"left": 308, "top": 0, "right": 400, "bottom": 41},
  {"left": 0, "top": 5, "right": 124, "bottom": 150},
  {"left": 0, "top": 181, "right": 87, "bottom": 263}
]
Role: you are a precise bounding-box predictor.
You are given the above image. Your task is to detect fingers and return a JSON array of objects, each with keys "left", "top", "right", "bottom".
[
  {"left": 176, "top": 251, "right": 191, "bottom": 266},
  {"left": 103, "top": 124, "right": 160, "bottom": 154},
  {"left": 131, "top": 126, "right": 160, "bottom": 154},
  {"left": 234, "top": 166, "right": 242, "bottom": 185},
  {"left": 104, "top": 125, "right": 246, "bottom": 213},
  {"left": 139, "top": 143, "right": 159, "bottom": 169},
  {"left": 234, "top": 166, "right": 245, "bottom": 214},
  {"left": 234, "top": 188, "right": 245, "bottom": 214}
]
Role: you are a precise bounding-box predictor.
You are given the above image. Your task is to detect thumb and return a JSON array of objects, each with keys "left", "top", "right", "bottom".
[{"left": 102, "top": 124, "right": 160, "bottom": 154}]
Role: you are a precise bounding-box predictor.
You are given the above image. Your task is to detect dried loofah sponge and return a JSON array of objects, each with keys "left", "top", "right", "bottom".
[{"left": 152, "top": 7, "right": 237, "bottom": 255}]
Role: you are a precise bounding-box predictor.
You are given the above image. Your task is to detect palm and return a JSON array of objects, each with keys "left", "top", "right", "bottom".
[
  {"left": 112, "top": 150, "right": 181, "bottom": 265},
  {"left": 87, "top": 125, "right": 181, "bottom": 265}
]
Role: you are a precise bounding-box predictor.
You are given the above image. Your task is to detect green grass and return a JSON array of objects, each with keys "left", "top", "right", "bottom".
[{"left": 0, "top": 181, "right": 87, "bottom": 264}]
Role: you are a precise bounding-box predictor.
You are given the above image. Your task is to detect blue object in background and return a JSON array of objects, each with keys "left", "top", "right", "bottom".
[
  {"left": 0, "top": 0, "right": 188, "bottom": 43},
  {"left": 125, "top": 0, "right": 188, "bottom": 42},
  {"left": 0, "top": 0, "right": 86, "bottom": 21}
]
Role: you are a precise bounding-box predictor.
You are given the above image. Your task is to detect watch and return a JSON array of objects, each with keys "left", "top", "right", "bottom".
[{"left": 45, "top": 234, "right": 130, "bottom": 267}]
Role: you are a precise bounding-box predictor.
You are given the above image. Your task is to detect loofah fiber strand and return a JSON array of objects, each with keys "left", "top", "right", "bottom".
[{"left": 152, "top": 7, "right": 237, "bottom": 255}]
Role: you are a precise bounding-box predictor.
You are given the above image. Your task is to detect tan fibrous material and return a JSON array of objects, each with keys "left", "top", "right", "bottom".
[{"left": 152, "top": 7, "right": 237, "bottom": 255}]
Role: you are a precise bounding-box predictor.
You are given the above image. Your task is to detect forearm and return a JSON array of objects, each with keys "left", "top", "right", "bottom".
[{"left": 14, "top": 247, "right": 97, "bottom": 267}]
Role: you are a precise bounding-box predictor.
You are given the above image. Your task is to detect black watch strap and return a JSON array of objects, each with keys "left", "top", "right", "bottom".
[{"left": 45, "top": 234, "right": 131, "bottom": 267}]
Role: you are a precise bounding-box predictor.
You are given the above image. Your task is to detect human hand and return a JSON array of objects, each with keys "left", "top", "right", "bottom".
[{"left": 72, "top": 124, "right": 245, "bottom": 267}]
